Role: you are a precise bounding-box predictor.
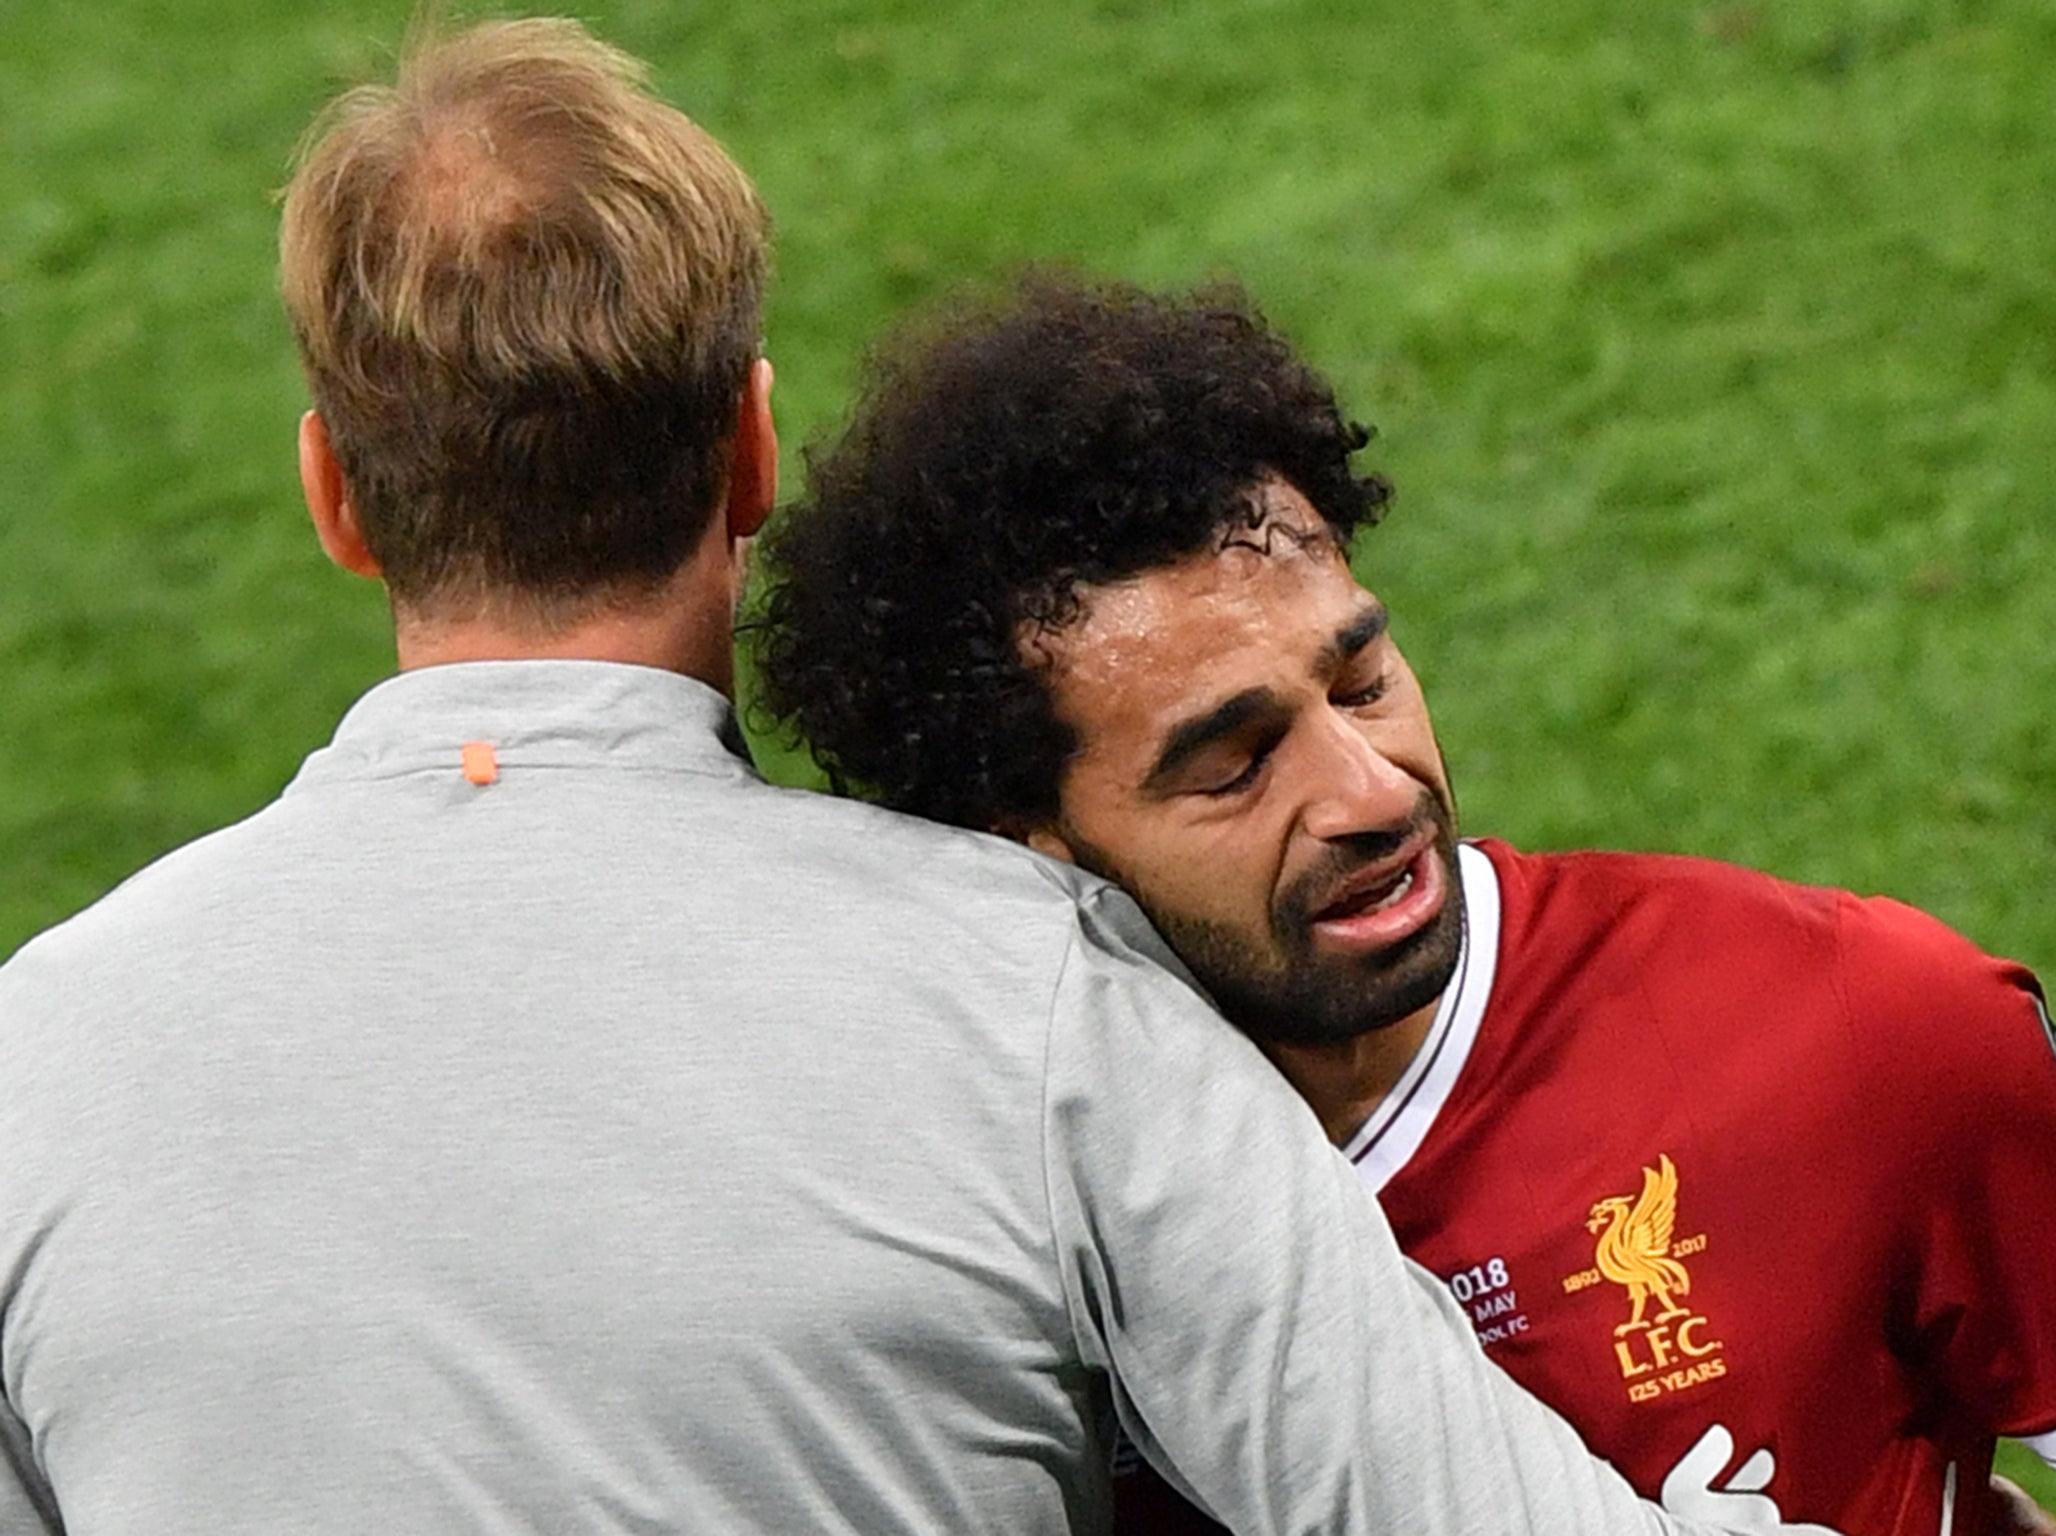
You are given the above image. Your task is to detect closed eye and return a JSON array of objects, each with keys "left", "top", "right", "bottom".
[
  {"left": 1145, "top": 688, "right": 1290, "bottom": 801},
  {"left": 1335, "top": 673, "right": 1390, "bottom": 709},
  {"left": 1198, "top": 731, "right": 1283, "bottom": 798},
  {"left": 1324, "top": 604, "right": 1393, "bottom": 711}
]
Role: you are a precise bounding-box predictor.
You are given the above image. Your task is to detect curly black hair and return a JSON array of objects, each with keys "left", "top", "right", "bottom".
[{"left": 750, "top": 272, "right": 1393, "bottom": 832}]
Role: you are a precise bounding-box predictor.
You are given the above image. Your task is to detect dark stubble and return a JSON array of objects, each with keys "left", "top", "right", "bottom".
[{"left": 1071, "top": 787, "right": 1466, "bottom": 1049}]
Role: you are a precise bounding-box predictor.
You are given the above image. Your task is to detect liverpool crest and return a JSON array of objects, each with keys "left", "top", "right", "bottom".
[
  {"left": 1563, "top": 1153, "right": 1726, "bottom": 1403},
  {"left": 1586, "top": 1152, "right": 1693, "bottom": 1335}
]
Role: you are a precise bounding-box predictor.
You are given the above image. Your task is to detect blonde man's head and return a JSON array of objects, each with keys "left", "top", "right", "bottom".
[{"left": 280, "top": 18, "right": 769, "bottom": 623}]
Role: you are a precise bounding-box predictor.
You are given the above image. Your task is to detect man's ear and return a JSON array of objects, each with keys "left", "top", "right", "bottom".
[
  {"left": 724, "top": 357, "right": 777, "bottom": 543},
  {"left": 1021, "top": 826, "right": 1078, "bottom": 864},
  {"left": 298, "top": 411, "right": 382, "bottom": 579}
]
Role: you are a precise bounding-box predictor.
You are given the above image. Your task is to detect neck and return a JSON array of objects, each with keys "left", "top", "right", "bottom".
[
  {"left": 1258, "top": 992, "right": 1443, "bottom": 1146},
  {"left": 390, "top": 533, "right": 740, "bottom": 693}
]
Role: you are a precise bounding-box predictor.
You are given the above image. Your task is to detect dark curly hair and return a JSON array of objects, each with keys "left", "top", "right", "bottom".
[{"left": 750, "top": 273, "right": 1392, "bottom": 831}]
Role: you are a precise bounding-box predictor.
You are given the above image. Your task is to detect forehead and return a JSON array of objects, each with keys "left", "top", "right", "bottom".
[{"left": 1035, "top": 486, "right": 1376, "bottom": 748}]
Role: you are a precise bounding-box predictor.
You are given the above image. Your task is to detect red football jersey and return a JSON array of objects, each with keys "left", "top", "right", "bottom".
[{"left": 1117, "top": 840, "right": 2056, "bottom": 1536}]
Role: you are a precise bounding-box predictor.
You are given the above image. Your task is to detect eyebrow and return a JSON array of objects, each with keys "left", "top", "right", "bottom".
[
  {"left": 1137, "top": 600, "right": 1391, "bottom": 796},
  {"left": 1142, "top": 688, "right": 1285, "bottom": 795},
  {"left": 1320, "top": 601, "right": 1390, "bottom": 670}
]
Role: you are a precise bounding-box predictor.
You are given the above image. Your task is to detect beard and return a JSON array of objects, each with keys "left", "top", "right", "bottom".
[{"left": 1080, "top": 788, "right": 1466, "bottom": 1049}]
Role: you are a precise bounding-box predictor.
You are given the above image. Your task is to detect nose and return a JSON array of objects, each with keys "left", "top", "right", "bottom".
[{"left": 1298, "top": 710, "right": 1422, "bottom": 843}]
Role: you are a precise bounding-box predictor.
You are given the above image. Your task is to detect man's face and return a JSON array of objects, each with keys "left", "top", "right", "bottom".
[{"left": 1025, "top": 480, "right": 1462, "bottom": 1048}]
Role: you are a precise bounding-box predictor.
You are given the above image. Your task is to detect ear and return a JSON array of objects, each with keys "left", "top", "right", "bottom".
[
  {"left": 1021, "top": 826, "right": 1078, "bottom": 864},
  {"left": 298, "top": 411, "right": 382, "bottom": 579},
  {"left": 724, "top": 357, "right": 778, "bottom": 543}
]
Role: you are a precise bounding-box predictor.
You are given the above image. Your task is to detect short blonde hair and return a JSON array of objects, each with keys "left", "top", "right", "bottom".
[{"left": 280, "top": 17, "right": 769, "bottom": 618}]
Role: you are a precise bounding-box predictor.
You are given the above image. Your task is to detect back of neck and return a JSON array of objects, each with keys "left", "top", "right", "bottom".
[{"left": 391, "top": 546, "right": 738, "bottom": 696}]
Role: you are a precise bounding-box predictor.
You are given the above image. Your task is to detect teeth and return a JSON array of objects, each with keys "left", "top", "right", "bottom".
[
  {"left": 1367, "top": 869, "right": 1414, "bottom": 911},
  {"left": 1321, "top": 867, "right": 1413, "bottom": 923}
]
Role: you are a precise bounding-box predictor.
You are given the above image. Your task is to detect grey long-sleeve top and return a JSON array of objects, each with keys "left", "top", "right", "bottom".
[{"left": 0, "top": 661, "right": 1736, "bottom": 1536}]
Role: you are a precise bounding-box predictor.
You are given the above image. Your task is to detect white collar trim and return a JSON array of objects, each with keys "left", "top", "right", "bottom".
[{"left": 1341, "top": 841, "right": 1501, "bottom": 1193}]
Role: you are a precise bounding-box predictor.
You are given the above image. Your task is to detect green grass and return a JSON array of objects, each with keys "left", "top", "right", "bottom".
[
  {"left": 3, "top": 0, "right": 2052, "bottom": 1507},
  {"left": 6, "top": 1, "right": 2050, "bottom": 974}
]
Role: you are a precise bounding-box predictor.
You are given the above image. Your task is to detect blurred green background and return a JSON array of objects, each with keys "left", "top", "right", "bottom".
[{"left": 2, "top": 0, "right": 2051, "bottom": 1497}]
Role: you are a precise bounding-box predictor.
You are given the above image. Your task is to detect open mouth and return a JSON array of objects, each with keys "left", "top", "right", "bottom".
[
  {"left": 1311, "top": 862, "right": 1418, "bottom": 924},
  {"left": 1302, "top": 838, "right": 1446, "bottom": 953}
]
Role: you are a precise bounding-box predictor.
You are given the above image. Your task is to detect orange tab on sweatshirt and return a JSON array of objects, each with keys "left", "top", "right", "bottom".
[{"left": 460, "top": 741, "right": 499, "bottom": 786}]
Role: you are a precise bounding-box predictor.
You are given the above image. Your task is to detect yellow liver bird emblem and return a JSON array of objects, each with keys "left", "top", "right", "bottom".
[{"left": 1586, "top": 1153, "right": 1692, "bottom": 1336}]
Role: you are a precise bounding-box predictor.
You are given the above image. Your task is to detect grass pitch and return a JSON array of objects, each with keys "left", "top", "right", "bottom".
[{"left": 3, "top": 0, "right": 2052, "bottom": 1504}]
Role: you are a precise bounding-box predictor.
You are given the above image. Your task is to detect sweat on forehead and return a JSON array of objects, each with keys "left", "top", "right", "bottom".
[
  {"left": 1211, "top": 479, "right": 1350, "bottom": 560},
  {"left": 1031, "top": 486, "right": 1370, "bottom": 677},
  {"left": 1025, "top": 479, "right": 1344, "bottom": 650}
]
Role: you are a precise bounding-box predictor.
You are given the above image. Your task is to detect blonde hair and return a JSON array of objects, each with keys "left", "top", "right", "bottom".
[{"left": 280, "top": 17, "right": 769, "bottom": 619}]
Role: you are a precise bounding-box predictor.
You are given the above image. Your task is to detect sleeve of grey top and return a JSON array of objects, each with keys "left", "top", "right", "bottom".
[
  {"left": 1039, "top": 891, "right": 1754, "bottom": 1536},
  {"left": 0, "top": 1396, "right": 60, "bottom": 1534}
]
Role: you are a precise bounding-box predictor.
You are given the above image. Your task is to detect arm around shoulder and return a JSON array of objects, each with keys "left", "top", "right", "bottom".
[{"left": 1037, "top": 891, "right": 1748, "bottom": 1536}]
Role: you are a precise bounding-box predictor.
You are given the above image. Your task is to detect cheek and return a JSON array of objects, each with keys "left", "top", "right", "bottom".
[
  {"left": 1140, "top": 818, "right": 1292, "bottom": 932},
  {"left": 1401, "top": 722, "right": 1447, "bottom": 786},
  {"left": 1062, "top": 778, "right": 1291, "bottom": 932},
  {"left": 1386, "top": 684, "right": 1448, "bottom": 790}
]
